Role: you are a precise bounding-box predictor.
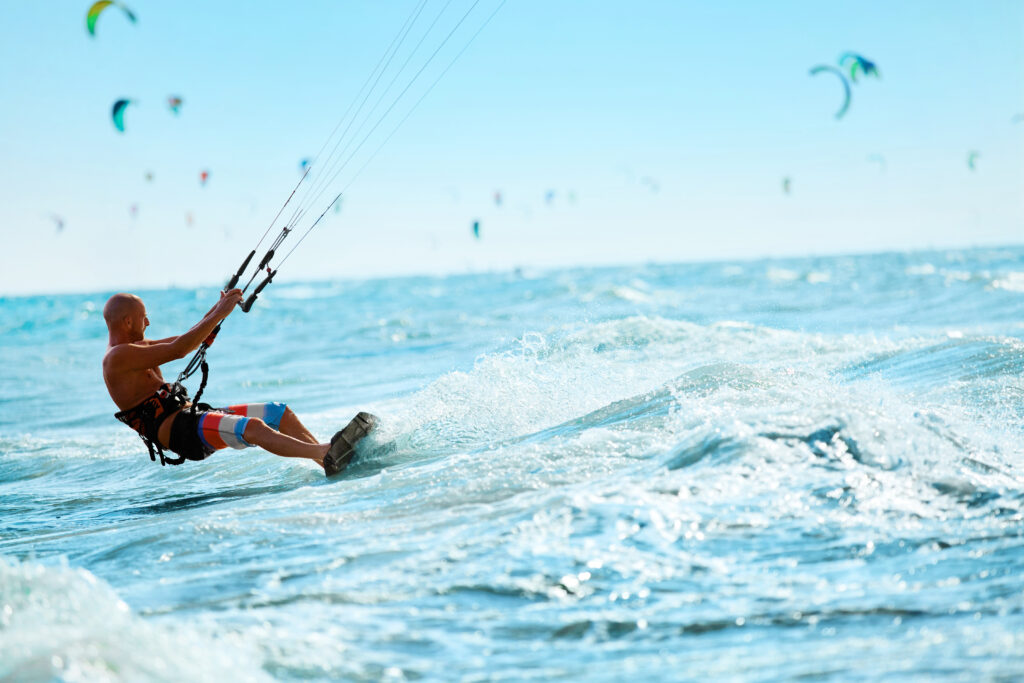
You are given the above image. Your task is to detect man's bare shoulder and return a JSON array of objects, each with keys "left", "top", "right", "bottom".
[
  {"left": 104, "top": 339, "right": 153, "bottom": 368},
  {"left": 103, "top": 337, "right": 183, "bottom": 379}
]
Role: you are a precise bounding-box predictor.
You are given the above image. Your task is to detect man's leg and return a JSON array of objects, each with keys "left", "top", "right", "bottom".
[
  {"left": 276, "top": 407, "right": 318, "bottom": 445},
  {"left": 242, "top": 418, "right": 328, "bottom": 465}
]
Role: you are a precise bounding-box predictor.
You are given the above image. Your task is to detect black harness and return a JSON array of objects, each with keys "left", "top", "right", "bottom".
[{"left": 114, "top": 382, "right": 190, "bottom": 466}]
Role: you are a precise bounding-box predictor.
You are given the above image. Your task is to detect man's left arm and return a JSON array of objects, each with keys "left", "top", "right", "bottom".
[
  {"left": 145, "top": 300, "right": 224, "bottom": 345},
  {"left": 142, "top": 336, "right": 178, "bottom": 345}
]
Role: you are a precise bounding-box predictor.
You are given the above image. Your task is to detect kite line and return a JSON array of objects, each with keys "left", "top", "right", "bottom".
[{"left": 177, "top": 0, "right": 506, "bottom": 399}]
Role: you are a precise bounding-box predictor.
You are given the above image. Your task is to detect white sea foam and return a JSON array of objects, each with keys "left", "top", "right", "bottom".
[
  {"left": 991, "top": 271, "right": 1024, "bottom": 292},
  {"left": 0, "top": 556, "right": 270, "bottom": 682}
]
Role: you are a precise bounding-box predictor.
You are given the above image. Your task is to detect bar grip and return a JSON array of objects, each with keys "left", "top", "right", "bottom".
[
  {"left": 226, "top": 250, "right": 255, "bottom": 290},
  {"left": 256, "top": 249, "right": 276, "bottom": 272},
  {"left": 241, "top": 269, "right": 275, "bottom": 312}
]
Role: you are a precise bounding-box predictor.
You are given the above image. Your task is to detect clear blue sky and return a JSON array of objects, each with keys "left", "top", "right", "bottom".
[{"left": 1, "top": 0, "right": 1022, "bottom": 295}]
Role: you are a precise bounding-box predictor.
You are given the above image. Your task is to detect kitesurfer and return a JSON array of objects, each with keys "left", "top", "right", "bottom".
[{"left": 102, "top": 290, "right": 373, "bottom": 476}]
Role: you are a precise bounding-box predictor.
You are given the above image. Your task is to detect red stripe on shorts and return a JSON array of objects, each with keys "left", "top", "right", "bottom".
[{"left": 201, "top": 413, "right": 229, "bottom": 450}]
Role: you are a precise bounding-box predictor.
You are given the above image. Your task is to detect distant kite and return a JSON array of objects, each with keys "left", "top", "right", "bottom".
[
  {"left": 144, "top": 170, "right": 154, "bottom": 182},
  {"left": 167, "top": 96, "right": 183, "bottom": 115},
  {"left": 111, "top": 98, "right": 133, "bottom": 132},
  {"left": 493, "top": 190, "right": 502, "bottom": 207},
  {"left": 472, "top": 220, "right": 480, "bottom": 239},
  {"left": 299, "top": 158, "right": 311, "bottom": 173},
  {"left": 782, "top": 177, "right": 791, "bottom": 194},
  {"left": 332, "top": 196, "right": 342, "bottom": 213},
  {"left": 867, "top": 154, "right": 887, "bottom": 172},
  {"left": 967, "top": 151, "right": 980, "bottom": 170},
  {"left": 129, "top": 203, "right": 138, "bottom": 219},
  {"left": 809, "top": 65, "right": 851, "bottom": 119},
  {"left": 50, "top": 214, "right": 66, "bottom": 233},
  {"left": 544, "top": 190, "right": 555, "bottom": 205},
  {"left": 199, "top": 169, "right": 209, "bottom": 186},
  {"left": 185, "top": 212, "right": 194, "bottom": 226},
  {"left": 86, "top": 1, "right": 136, "bottom": 37},
  {"left": 839, "top": 52, "right": 880, "bottom": 82}
]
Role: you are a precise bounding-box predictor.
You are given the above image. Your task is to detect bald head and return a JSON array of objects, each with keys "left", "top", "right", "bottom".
[{"left": 103, "top": 293, "right": 143, "bottom": 331}]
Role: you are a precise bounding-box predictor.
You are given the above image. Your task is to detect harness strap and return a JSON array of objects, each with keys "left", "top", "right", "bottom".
[
  {"left": 140, "top": 433, "right": 186, "bottom": 467},
  {"left": 191, "top": 359, "right": 210, "bottom": 414}
]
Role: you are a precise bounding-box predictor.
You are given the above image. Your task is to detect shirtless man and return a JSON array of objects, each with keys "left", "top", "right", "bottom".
[{"left": 102, "top": 289, "right": 375, "bottom": 476}]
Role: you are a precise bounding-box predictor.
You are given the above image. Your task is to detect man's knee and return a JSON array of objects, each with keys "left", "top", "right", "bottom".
[{"left": 243, "top": 418, "right": 271, "bottom": 443}]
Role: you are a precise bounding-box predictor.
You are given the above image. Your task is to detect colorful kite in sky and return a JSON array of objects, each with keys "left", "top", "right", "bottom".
[
  {"left": 111, "top": 98, "right": 133, "bottom": 132},
  {"left": 809, "top": 52, "right": 880, "bottom": 119},
  {"left": 86, "top": 1, "right": 136, "bottom": 37},
  {"left": 472, "top": 220, "right": 480, "bottom": 239},
  {"left": 199, "top": 169, "right": 210, "bottom": 186},
  {"left": 167, "top": 96, "right": 183, "bottom": 115},
  {"left": 967, "top": 151, "right": 980, "bottom": 170}
]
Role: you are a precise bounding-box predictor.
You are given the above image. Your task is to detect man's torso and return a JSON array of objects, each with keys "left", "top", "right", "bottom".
[{"left": 104, "top": 340, "right": 187, "bottom": 446}]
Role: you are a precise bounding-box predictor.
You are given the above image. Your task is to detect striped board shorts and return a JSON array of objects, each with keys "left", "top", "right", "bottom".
[{"left": 197, "top": 402, "right": 287, "bottom": 451}]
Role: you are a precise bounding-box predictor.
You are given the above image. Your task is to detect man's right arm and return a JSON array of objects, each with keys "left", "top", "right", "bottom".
[{"left": 107, "top": 289, "right": 243, "bottom": 373}]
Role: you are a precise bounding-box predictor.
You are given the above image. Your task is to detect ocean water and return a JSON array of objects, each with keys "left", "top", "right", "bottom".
[{"left": 1, "top": 246, "right": 1023, "bottom": 681}]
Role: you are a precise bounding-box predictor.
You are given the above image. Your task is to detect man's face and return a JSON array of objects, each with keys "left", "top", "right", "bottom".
[{"left": 129, "top": 301, "right": 149, "bottom": 339}]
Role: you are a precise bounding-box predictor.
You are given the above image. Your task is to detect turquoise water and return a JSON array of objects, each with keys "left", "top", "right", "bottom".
[{"left": 2, "top": 247, "right": 1023, "bottom": 680}]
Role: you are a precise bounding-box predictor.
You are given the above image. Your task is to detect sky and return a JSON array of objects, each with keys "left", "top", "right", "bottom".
[{"left": 1, "top": 0, "right": 1022, "bottom": 295}]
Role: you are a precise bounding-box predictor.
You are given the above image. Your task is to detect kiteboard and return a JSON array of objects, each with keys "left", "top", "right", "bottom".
[{"left": 325, "top": 412, "right": 378, "bottom": 477}]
